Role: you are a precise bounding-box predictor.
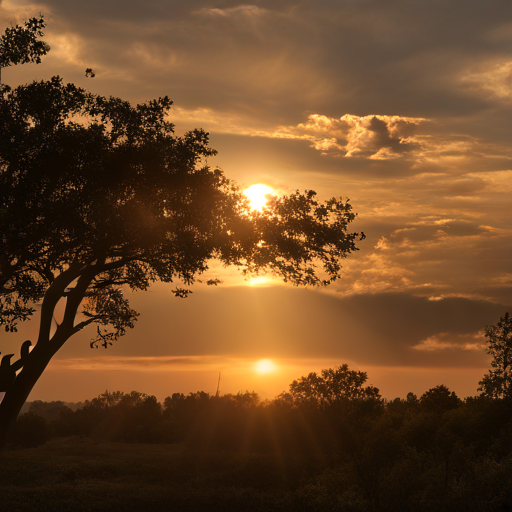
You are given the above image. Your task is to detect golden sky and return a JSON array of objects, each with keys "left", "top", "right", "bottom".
[{"left": 1, "top": 0, "right": 511, "bottom": 402}]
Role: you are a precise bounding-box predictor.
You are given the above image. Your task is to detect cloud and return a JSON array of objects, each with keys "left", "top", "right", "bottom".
[
  {"left": 413, "top": 331, "right": 486, "bottom": 351},
  {"left": 462, "top": 61, "right": 512, "bottom": 102},
  {"left": 11, "top": 287, "right": 495, "bottom": 370},
  {"left": 0, "top": 0, "right": 44, "bottom": 20},
  {"left": 343, "top": 115, "right": 423, "bottom": 158},
  {"left": 251, "top": 113, "right": 512, "bottom": 172},
  {"left": 386, "top": 220, "right": 493, "bottom": 244},
  {"left": 4, "top": 0, "right": 511, "bottom": 154},
  {"left": 49, "top": 355, "right": 238, "bottom": 371},
  {"left": 46, "top": 32, "right": 88, "bottom": 67},
  {"left": 195, "top": 5, "right": 267, "bottom": 18},
  {"left": 261, "top": 114, "right": 425, "bottom": 159},
  {"left": 329, "top": 197, "right": 512, "bottom": 302}
]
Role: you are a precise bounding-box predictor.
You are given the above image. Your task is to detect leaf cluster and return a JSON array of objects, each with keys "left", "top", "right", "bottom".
[
  {"left": 0, "top": 74, "right": 363, "bottom": 346},
  {"left": 0, "top": 16, "right": 50, "bottom": 72},
  {"left": 279, "top": 364, "right": 381, "bottom": 409},
  {"left": 478, "top": 312, "right": 512, "bottom": 399}
]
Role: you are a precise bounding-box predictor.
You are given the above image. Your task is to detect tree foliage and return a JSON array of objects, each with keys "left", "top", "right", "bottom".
[
  {"left": 478, "top": 312, "right": 512, "bottom": 399},
  {"left": 419, "top": 384, "right": 461, "bottom": 413},
  {"left": 0, "top": 76, "right": 362, "bottom": 344},
  {"left": 0, "top": 15, "right": 49, "bottom": 82},
  {"left": 9, "top": 384, "right": 512, "bottom": 511},
  {"left": 0, "top": 17, "right": 363, "bottom": 444},
  {"left": 278, "top": 364, "right": 382, "bottom": 408}
]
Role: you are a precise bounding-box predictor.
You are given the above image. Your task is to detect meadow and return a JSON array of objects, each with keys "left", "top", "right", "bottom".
[
  {"left": 0, "top": 438, "right": 308, "bottom": 511},
  {"left": 3, "top": 383, "right": 512, "bottom": 512}
]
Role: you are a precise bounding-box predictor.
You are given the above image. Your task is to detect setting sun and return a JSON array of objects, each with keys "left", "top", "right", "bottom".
[
  {"left": 243, "top": 184, "right": 275, "bottom": 211},
  {"left": 248, "top": 276, "right": 270, "bottom": 286},
  {"left": 255, "top": 359, "right": 276, "bottom": 374}
]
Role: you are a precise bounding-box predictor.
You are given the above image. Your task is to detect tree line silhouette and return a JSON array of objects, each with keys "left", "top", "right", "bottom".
[
  {"left": 10, "top": 312, "right": 512, "bottom": 454},
  {"left": 9, "top": 372, "right": 512, "bottom": 510},
  {"left": 6, "top": 312, "right": 512, "bottom": 510}
]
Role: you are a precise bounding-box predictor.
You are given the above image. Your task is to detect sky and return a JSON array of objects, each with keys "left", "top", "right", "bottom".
[{"left": 1, "top": 0, "right": 511, "bottom": 402}]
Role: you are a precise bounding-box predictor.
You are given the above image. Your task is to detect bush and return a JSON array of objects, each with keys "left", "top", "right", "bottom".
[{"left": 9, "top": 412, "right": 53, "bottom": 448}]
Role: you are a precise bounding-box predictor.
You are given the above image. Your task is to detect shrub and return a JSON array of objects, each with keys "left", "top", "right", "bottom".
[{"left": 9, "top": 412, "right": 52, "bottom": 447}]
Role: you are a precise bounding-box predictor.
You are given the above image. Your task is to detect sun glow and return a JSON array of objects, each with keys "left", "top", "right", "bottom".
[
  {"left": 248, "top": 276, "right": 270, "bottom": 286},
  {"left": 243, "top": 184, "right": 275, "bottom": 211},
  {"left": 255, "top": 359, "right": 276, "bottom": 374}
]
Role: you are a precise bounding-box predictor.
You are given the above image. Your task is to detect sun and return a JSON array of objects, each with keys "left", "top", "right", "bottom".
[
  {"left": 248, "top": 276, "right": 269, "bottom": 286},
  {"left": 243, "top": 184, "right": 275, "bottom": 211},
  {"left": 255, "top": 359, "right": 276, "bottom": 374}
]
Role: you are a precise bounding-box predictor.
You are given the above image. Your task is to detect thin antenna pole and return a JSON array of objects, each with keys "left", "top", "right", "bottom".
[{"left": 215, "top": 372, "right": 221, "bottom": 398}]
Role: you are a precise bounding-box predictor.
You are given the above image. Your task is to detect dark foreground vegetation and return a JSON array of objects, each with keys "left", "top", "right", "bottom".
[
  {"left": 3, "top": 374, "right": 512, "bottom": 511},
  {"left": 2, "top": 311, "right": 512, "bottom": 510}
]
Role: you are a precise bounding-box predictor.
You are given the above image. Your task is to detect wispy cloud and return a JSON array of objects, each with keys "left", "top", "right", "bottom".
[
  {"left": 413, "top": 331, "right": 486, "bottom": 351},
  {"left": 194, "top": 5, "right": 267, "bottom": 18},
  {"left": 51, "top": 355, "right": 239, "bottom": 371},
  {"left": 249, "top": 113, "right": 512, "bottom": 167},
  {"left": 462, "top": 61, "right": 512, "bottom": 101}
]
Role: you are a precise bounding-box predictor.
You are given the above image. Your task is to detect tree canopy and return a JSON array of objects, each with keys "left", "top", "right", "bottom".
[
  {"left": 0, "top": 17, "right": 364, "bottom": 445},
  {"left": 478, "top": 313, "right": 512, "bottom": 399},
  {"left": 419, "top": 384, "right": 461, "bottom": 413},
  {"left": 0, "top": 76, "right": 362, "bottom": 345},
  {"left": 277, "top": 364, "right": 381, "bottom": 408},
  {"left": 0, "top": 15, "right": 49, "bottom": 83}
]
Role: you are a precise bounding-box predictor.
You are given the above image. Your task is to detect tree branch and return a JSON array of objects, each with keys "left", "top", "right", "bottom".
[
  {"left": 72, "top": 317, "right": 96, "bottom": 335},
  {"left": 36, "top": 264, "right": 83, "bottom": 346}
]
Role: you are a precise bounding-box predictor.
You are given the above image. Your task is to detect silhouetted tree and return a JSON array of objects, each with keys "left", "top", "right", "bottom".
[
  {"left": 419, "top": 385, "right": 461, "bottom": 414},
  {"left": 113, "top": 392, "right": 163, "bottom": 443},
  {"left": 226, "top": 390, "right": 260, "bottom": 408},
  {"left": 86, "top": 390, "right": 125, "bottom": 409},
  {"left": 406, "top": 391, "right": 419, "bottom": 404},
  {"left": 0, "top": 21, "right": 365, "bottom": 445},
  {"left": 0, "top": 15, "right": 49, "bottom": 83},
  {"left": 29, "top": 400, "right": 71, "bottom": 421},
  {"left": 68, "top": 390, "right": 163, "bottom": 442},
  {"left": 285, "top": 364, "right": 382, "bottom": 408},
  {"left": 8, "top": 410, "right": 52, "bottom": 447},
  {"left": 478, "top": 312, "right": 512, "bottom": 399}
]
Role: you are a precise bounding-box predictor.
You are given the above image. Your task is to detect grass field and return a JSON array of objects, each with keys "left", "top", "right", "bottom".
[
  {"left": 5, "top": 396, "right": 512, "bottom": 511},
  {"left": 0, "top": 438, "right": 326, "bottom": 511}
]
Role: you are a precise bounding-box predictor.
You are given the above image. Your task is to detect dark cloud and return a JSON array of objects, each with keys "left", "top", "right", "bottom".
[
  {"left": 443, "top": 178, "right": 487, "bottom": 196},
  {"left": 26, "top": 287, "right": 503, "bottom": 369},
  {"left": 366, "top": 117, "right": 408, "bottom": 154},
  {"left": 5, "top": 0, "right": 511, "bottom": 122},
  {"left": 209, "top": 132, "right": 423, "bottom": 182},
  {"left": 388, "top": 222, "right": 491, "bottom": 244}
]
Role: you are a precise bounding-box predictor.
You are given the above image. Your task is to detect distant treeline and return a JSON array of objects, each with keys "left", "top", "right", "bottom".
[
  {"left": 8, "top": 360, "right": 512, "bottom": 510},
  {"left": 5, "top": 315, "right": 511, "bottom": 510},
  {"left": 20, "top": 400, "right": 83, "bottom": 415},
  {"left": 14, "top": 382, "right": 512, "bottom": 450},
  {"left": 10, "top": 380, "right": 512, "bottom": 509}
]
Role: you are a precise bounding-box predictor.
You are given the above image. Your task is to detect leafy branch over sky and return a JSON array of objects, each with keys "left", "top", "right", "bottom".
[{"left": 0, "top": 16, "right": 363, "bottom": 446}]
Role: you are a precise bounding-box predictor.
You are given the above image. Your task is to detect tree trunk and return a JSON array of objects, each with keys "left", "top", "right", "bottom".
[
  {"left": 0, "top": 266, "right": 93, "bottom": 448},
  {"left": 0, "top": 263, "right": 115, "bottom": 447},
  {"left": 0, "top": 336, "right": 64, "bottom": 448},
  {"left": 0, "top": 295, "right": 77, "bottom": 448}
]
